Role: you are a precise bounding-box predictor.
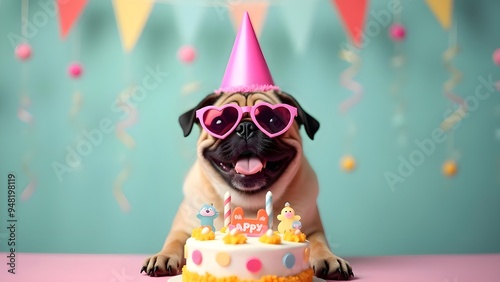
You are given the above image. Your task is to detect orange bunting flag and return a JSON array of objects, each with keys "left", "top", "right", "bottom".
[
  {"left": 57, "top": 0, "right": 88, "bottom": 39},
  {"left": 112, "top": 0, "right": 154, "bottom": 52},
  {"left": 425, "top": 0, "right": 453, "bottom": 30},
  {"left": 229, "top": 1, "right": 269, "bottom": 38},
  {"left": 332, "top": 0, "right": 368, "bottom": 48}
]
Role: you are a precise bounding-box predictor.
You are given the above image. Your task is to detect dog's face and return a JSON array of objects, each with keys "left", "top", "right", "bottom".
[{"left": 179, "top": 91, "right": 319, "bottom": 205}]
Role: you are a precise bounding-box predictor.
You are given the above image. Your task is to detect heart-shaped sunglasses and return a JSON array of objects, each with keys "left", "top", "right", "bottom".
[{"left": 195, "top": 102, "right": 298, "bottom": 139}]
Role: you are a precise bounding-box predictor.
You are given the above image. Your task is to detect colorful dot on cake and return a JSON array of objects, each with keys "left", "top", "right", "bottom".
[
  {"left": 282, "top": 253, "right": 296, "bottom": 269},
  {"left": 246, "top": 258, "right": 262, "bottom": 273},
  {"left": 303, "top": 248, "right": 310, "bottom": 263},
  {"left": 192, "top": 250, "right": 202, "bottom": 265},
  {"left": 216, "top": 252, "right": 231, "bottom": 267}
]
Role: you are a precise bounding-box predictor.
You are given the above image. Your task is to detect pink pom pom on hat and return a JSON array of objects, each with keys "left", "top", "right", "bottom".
[{"left": 216, "top": 12, "right": 279, "bottom": 94}]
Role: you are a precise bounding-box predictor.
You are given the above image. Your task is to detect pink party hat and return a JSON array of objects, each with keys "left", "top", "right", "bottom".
[{"left": 216, "top": 12, "right": 279, "bottom": 93}]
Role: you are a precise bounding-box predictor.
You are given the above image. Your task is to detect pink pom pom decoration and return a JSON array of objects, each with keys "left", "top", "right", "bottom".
[
  {"left": 68, "top": 62, "right": 83, "bottom": 78},
  {"left": 15, "top": 43, "right": 32, "bottom": 61},
  {"left": 493, "top": 48, "right": 500, "bottom": 66},
  {"left": 178, "top": 45, "right": 197, "bottom": 64},
  {"left": 389, "top": 23, "right": 406, "bottom": 41}
]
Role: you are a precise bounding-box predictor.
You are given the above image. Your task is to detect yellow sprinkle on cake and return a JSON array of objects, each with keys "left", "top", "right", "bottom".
[
  {"left": 182, "top": 266, "right": 314, "bottom": 282},
  {"left": 283, "top": 230, "right": 306, "bottom": 243},
  {"left": 223, "top": 229, "right": 247, "bottom": 245},
  {"left": 258, "top": 230, "right": 281, "bottom": 244},
  {"left": 220, "top": 226, "right": 228, "bottom": 233},
  {"left": 191, "top": 227, "right": 215, "bottom": 241}
]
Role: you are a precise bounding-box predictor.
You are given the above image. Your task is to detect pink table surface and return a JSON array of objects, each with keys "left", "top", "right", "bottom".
[{"left": 1, "top": 253, "right": 499, "bottom": 282}]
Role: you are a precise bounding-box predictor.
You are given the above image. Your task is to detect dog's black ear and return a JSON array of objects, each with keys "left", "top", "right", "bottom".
[
  {"left": 179, "top": 93, "right": 220, "bottom": 137},
  {"left": 278, "top": 92, "right": 320, "bottom": 140}
]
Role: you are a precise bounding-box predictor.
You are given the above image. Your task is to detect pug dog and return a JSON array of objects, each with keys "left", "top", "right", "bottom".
[{"left": 141, "top": 90, "right": 353, "bottom": 280}]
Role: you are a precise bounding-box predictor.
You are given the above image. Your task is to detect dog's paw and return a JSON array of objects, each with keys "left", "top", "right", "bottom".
[
  {"left": 140, "top": 251, "right": 182, "bottom": 277},
  {"left": 311, "top": 255, "right": 354, "bottom": 280}
]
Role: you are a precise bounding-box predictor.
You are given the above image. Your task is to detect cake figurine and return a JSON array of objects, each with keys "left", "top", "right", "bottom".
[
  {"left": 277, "top": 202, "right": 302, "bottom": 234},
  {"left": 196, "top": 203, "right": 219, "bottom": 232}
]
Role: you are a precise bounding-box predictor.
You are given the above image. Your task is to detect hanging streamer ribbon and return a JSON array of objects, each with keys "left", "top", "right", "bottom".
[
  {"left": 338, "top": 48, "right": 363, "bottom": 114},
  {"left": 17, "top": 95, "right": 33, "bottom": 125},
  {"left": 440, "top": 45, "right": 466, "bottom": 131},
  {"left": 113, "top": 164, "right": 131, "bottom": 212},
  {"left": 21, "top": 153, "right": 37, "bottom": 201},
  {"left": 113, "top": 87, "right": 138, "bottom": 212},
  {"left": 182, "top": 81, "right": 201, "bottom": 96},
  {"left": 17, "top": 0, "right": 37, "bottom": 201},
  {"left": 69, "top": 91, "right": 83, "bottom": 119},
  {"left": 115, "top": 88, "right": 138, "bottom": 149}
]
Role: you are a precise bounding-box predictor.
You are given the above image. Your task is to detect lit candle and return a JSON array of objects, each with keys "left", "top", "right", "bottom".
[{"left": 224, "top": 191, "right": 231, "bottom": 227}]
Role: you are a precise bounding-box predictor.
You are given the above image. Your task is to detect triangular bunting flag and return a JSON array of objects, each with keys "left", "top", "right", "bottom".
[
  {"left": 173, "top": 0, "right": 206, "bottom": 43},
  {"left": 229, "top": 1, "right": 269, "bottom": 38},
  {"left": 112, "top": 0, "right": 154, "bottom": 52},
  {"left": 332, "top": 0, "right": 368, "bottom": 48},
  {"left": 57, "top": 0, "right": 88, "bottom": 39},
  {"left": 280, "top": 0, "right": 318, "bottom": 53},
  {"left": 425, "top": 0, "right": 453, "bottom": 30}
]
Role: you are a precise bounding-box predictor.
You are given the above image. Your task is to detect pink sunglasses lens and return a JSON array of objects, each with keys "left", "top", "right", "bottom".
[
  {"left": 202, "top": 107, "right": 239, "bottom": 137},
  {"left": 254, "top": 105, "right": 292, "bottom": 135}
]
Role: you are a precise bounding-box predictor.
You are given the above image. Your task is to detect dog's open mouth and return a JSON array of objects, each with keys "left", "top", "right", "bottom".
[
  {"left": 217, "top": 151, "right": 286, "bottom": 175},
  {"left": 207, "top": 149, "right": 294, "bottom": 193}
]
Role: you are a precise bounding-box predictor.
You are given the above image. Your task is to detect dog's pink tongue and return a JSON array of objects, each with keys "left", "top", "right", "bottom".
[{"left": 235, "top": 157, "right": 263, "bottom": 175}]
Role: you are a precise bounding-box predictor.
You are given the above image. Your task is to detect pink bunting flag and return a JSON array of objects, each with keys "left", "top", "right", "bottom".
[
  {"left": 332, "top": 0, "right": 368, "bottom": 48},
  {"left": 57, "top": 0, "right": 88, "bottom": 39}
]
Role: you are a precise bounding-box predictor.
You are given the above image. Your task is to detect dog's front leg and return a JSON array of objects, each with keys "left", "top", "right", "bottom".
[
  {"left": 141, "top": 202, "right": 192, "bottom": 277},
  {"left": 308, "top": 229, "right": 354, "bottom": 280}
]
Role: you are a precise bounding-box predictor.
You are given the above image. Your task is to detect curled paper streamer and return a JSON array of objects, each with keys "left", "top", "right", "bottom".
[
  {"left": 182, "top": 81, "right": 201, "bottom": 96},
  {"left": 69, "top": 91, "right": 83, "bottom": 118},
  {"left": 21, "top": 152, "right": 37, "bottom": 201},
  {"left": 115, "top": 90, "right": 138, "bottom": 149},
  {"left": 113, "top": 164, "right": 131, "bottom": 212},
  {"left": 390, "top": 46, "right": 408, "bottom": 146},
  {"left": 440, "top": 45, "right": 467, "bottom": 131},
  {"left": 17, "top": 96, "right": 33, "bottom": 125},
  {"left": 339, "top": 48, "right": 363, "bottom": 114}
]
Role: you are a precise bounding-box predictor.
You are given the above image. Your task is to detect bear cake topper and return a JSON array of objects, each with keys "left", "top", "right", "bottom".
[{"left": 216, "top": 12, "right": 280, "bottom": 94}]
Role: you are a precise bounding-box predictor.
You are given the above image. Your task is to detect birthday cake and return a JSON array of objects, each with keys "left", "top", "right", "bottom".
[{"left": 182, "top": 192, "right": 313, "bottom": 281}]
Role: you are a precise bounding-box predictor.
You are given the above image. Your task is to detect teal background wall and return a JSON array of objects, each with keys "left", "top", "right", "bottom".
[{"left": 0, "top": 0, "right": 499, "bottom": 257}]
